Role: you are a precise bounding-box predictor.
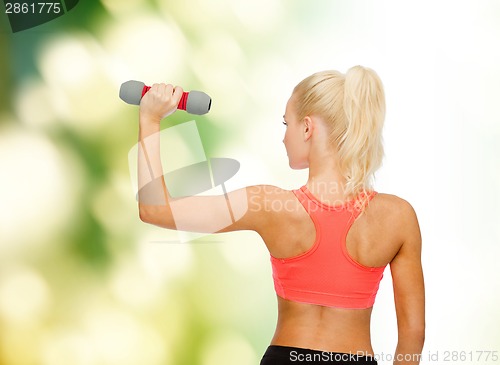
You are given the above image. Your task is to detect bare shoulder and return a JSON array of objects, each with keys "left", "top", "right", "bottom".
[
  {"left": 244, "top": 184, "right": 301, "bottom": 225},
  {"left": 246, "top": 184, "right": 300, "bottom": 207},
  {"left": 247, "top": 184, "right": 294, "bottom": 196},
  {"left": 371, "top": 193, "right": 418, "bottom": 222},
  {"left": 372, "top": 192, "right": 417, "bottom": 215},
  {"left": 244, "top": 184, "right": 312, "bottom": 255},
  {"left": 369, "top": 193, "right": 421, "bottom": 249},
  {"left": 373, "top": 193, "right": 421, "bottom": 252},
  {"left": 246, "top": 184, "right": 285, "bottom": 196}
]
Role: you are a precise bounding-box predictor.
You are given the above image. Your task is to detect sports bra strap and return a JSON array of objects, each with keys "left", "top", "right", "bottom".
[{"left": 292, "top": 186, "right": 311, "bottom": 213}]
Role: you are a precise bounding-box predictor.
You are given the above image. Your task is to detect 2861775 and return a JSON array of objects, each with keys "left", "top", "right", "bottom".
[{"left": 5, "top": 2, "right": 61, "bottom": 14}]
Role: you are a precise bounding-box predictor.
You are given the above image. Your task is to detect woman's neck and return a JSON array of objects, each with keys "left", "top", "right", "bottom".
[
  {"left": 304, "top": 117, "right": 348, "bottom": 199},
  {"left": 306, "top": 153, "right": 348, "bottom": 200}
]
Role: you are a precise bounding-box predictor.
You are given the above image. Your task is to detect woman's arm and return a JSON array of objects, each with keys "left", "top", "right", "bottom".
[
  {"left": 137, "top": 83, "right": 272, "bottom": 234},
  {"left": 390, "top": 201, "right": 425, "bottom": 365}
]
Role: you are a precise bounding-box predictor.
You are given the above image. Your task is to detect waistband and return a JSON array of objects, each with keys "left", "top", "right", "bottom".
[{"left": 261, "top": 345, "right": 378, "bottom": 364}]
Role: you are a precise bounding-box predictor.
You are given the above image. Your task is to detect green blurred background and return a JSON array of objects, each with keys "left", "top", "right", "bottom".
[{"left": 1, "top": 1, "right": 499, "bottom": 364}]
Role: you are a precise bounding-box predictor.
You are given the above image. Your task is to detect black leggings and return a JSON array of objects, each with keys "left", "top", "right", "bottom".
[{"left": 260, "top": 345, "right": 378, "bottom": 365}]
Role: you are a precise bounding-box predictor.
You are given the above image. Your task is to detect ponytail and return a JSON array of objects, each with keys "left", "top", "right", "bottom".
[
  {"left": 338, "top": 65, "right": 385, "bottom": 199},
  {"left": 293, "top": 66, "right": 386, "bottom": 204}
]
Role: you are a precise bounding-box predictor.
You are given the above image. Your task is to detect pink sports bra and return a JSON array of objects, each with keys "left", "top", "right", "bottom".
[{"left": 271, "top": 186, "right": 386, "bottom": 309}]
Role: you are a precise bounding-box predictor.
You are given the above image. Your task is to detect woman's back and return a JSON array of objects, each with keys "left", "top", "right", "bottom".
[{"left": 254, "top": 186, "right": 415, "bottom": 355}]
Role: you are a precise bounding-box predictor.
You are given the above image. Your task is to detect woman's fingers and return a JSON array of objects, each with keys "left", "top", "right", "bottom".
[
  {"left": 173, "top": 85, "right": 184, "bottom": 100},
  {"left": 140, "top": 83, "right": 182, "bottom": 121}
]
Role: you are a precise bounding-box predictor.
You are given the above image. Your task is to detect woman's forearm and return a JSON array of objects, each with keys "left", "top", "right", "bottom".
[
  {"left": 138, "top": 118, "right": 164, "bottom": 196},
  {"left": 137, "top": 116, "right": 174, "bottom": 225},
  {"left": 137, "top": 82, "right": 183, "bottom": 201}
]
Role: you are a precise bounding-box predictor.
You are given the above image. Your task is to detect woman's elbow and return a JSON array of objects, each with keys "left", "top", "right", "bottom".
[
  {"left": 412, "top": 327, "right": 425, "bottom": 347},
  {"left": 138, "top": 204, "right": 176, "bottom": 229},
  {"left": 139, "top": 205, "right": 154, "bottom": 224},
  {"left": 399, "top": 324, "right": 425, "bottom": 347}
]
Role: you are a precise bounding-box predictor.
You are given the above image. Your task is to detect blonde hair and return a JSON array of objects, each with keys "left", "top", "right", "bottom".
[{"left": 293, "top": 66, "right": 385, "bottom": 204}]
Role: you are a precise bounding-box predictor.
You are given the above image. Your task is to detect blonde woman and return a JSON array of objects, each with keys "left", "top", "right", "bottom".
[{"left": 137, "top": 66, "right": 425, "bottom": 365}]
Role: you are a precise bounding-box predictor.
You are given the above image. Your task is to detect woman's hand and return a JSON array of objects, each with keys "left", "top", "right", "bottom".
[{"left": 139, "top": 83, "right": 184, "bottom": 125}]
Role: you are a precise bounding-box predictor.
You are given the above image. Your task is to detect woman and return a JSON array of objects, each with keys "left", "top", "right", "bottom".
[{"left": 137, "top": 66, "right": 425, "bottom": 364}]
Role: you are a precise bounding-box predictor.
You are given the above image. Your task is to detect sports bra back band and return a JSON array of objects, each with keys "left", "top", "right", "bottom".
[{"left": 270, "top": 186, "right": 386, "bottom": 309}]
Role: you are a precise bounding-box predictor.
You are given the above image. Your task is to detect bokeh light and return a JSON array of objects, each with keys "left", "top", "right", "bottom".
[
  {"left": 0, "top": 265, "right": 51, "bottom": 324},
  {"left": 38, "top": 33, "right": 121, "bottom": 133},
  {"left": 200, "top": 330, "right": 258, "bottom": 365},
  {"left": 0, "top": 127, "right": 81, "bottom": 254}
]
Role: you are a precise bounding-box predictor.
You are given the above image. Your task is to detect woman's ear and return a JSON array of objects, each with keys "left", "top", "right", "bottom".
[{"left": 303, "top": 116, "right": 313, "bottom": 141}]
